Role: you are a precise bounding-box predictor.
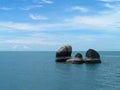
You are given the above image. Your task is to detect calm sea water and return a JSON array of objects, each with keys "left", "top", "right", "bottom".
[{"left": 0, "top": 51, "right": 120, "bottom": 90}]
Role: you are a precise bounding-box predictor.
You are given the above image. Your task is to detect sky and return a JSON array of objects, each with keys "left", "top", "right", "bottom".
[{"left": 0, "top": 0, "right": 120, "bottom": 51}]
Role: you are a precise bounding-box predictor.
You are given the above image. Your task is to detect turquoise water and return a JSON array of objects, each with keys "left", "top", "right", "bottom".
[{"left": 0, "top": 51, "right": 120, "bottom": 90}]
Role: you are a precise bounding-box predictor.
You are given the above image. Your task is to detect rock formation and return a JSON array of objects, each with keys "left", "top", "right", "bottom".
[
  {"left": 85, "top": 49, "right": 101, "bottom": 63},
  {"left": 55, "top": 45, "right": 72, "bottom": 62},
  {"left": 66, "top": 53, "right": 85, "bottom": 64},
  {"left": 55, "top": 45, "right": 102, "bottom": 64}
]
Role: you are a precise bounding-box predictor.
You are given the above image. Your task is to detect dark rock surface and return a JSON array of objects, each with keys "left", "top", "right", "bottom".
[
  {"left": 75, "top": 53, "right": 83, "bottom": 59},
  {"left": 55, "top": 45, "right": 72, "bottom": 62},
  {"left": 66, "top": 53, "right": 85, "bottom": 64},
  {"left": 85, "top": 49, "right": 101, "bottom": 63}
]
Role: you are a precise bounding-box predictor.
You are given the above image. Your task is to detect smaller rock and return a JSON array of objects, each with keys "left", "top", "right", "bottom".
[
  {"left": 66, "top": 53, "right": 84, "bottom": 64},
  {"left": 75, "top": 53, "right": 83, "bottom": 59}
]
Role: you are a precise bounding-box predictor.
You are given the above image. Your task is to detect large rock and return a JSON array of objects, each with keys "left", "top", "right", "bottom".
[
  {"left": 85, "top": 49, "right": 101, "bottom": 63},
  {"left": 55, "top": 45, "right": 72, "bottom": 62},
  {"left": 66, "top": 53, "right": 85, "bottom": 64}
]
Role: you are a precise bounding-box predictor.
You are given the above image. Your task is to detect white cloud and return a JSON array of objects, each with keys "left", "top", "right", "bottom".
[
  {"left": 0, "top": 9, "right": 120, "bottom": 32},
  {"left": 41, "top": 0, "right": 53, "bottom": 4},
  {"left": 12, "top": 45, "right": 31, "bottom": 50},
  {"left": 0, "top": 32, "right": 67, "bottom": 50},
  {"left": 20, "top": 5, "right": 43, "bottom": 10},
  {"left": 64, "top": 7, "right": 120, "bottom": 32},
  {"left": 70, "top": 6, "right": 88, "bottom": 12},
  {"left": 0, "top": 22, "right": 36, "bottom": 31},
  {"left": 0, "top": 7, "right": 14, "bottom": 10},
  {"left": 0, "top": 38, "right": 61, "bottom": 46},
  {"left": 0, "top": 21, "right": 62, "bottom": 31},
  {"left": 0, "top": 21, "right": 63, "bottom": 31},
  {"left": 0, "top": 30, "right": 119, "bottom": 51},
  {"left": 0, "top": 4, "right": 120, "bottom": 33},
  {"left": 105, "top": 3, "right": 115, "bottom": 8},
  {"left": 65, "top": 15, "right": 110, "bottom": 29},
  {"left": 29, "top": 14, "right": 48, "bottom": 20},
  {"left": 104, "top": 3, "right": 120, "bottom": 10},
  {"left": 99, "top": 0, "right": 120, "bottom": 2}
]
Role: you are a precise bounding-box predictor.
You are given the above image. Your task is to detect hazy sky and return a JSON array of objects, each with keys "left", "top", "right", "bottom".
[{"left": 0, "top": 0, "right": 120, "bottom": 51}]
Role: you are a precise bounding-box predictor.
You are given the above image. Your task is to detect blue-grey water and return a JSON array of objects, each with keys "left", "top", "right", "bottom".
[{"left": 0, "top": 51, "right": 120, "bottom": 90}]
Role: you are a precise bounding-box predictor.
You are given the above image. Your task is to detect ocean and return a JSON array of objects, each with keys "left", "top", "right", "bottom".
[{"left": 0, "top": 51, "right": 120, "bottom": 90}]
